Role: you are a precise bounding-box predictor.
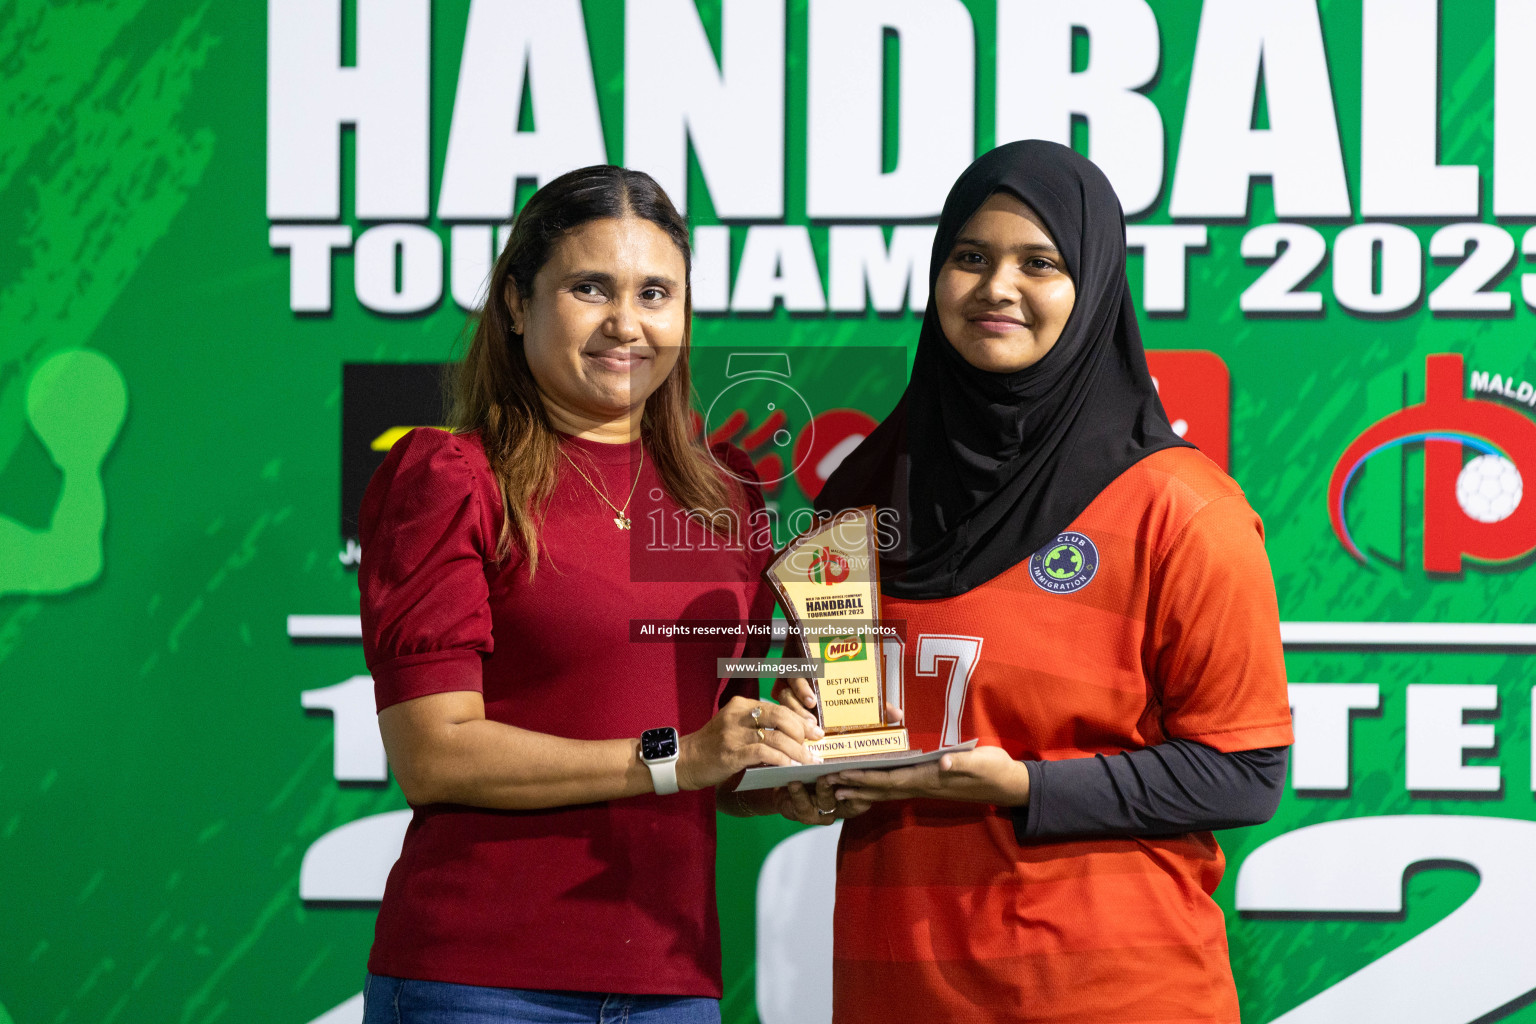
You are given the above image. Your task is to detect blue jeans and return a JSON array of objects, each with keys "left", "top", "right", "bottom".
[{"left": 362, "top": 974, "right": 722, "bottom": 1024}]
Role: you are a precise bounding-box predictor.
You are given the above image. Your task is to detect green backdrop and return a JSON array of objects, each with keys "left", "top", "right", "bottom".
[{"left": 4, "top": 2, "right": 1535, "bottom": 1022}]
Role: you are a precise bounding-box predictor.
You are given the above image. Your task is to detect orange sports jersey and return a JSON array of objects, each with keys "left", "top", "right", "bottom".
[{"left": 833, "top": 446, "right": 1293, "bottom": 1024}]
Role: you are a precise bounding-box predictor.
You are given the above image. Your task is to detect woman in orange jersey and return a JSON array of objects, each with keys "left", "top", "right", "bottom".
[{"left": 777, "top": 140, "right": 1293, "bottom": 1023}]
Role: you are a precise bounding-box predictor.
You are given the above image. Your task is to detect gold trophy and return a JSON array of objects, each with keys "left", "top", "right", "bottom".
[{"left": 764, "top": 506, "right": 909, "bottom": 760}]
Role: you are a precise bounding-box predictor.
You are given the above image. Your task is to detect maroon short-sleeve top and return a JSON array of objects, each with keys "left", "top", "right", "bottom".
[{"left": 358, "top": 427, "right": 774, "bottom": 996}]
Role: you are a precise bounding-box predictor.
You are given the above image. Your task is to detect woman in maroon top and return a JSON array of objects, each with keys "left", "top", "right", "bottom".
[{"left": 358, "top": 166, "right": 821, "bottom": 1023}]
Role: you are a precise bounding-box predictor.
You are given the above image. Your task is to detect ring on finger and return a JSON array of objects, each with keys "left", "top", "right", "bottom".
[
  {"left": 755, "top": 727, "right": 766, "bottom": 744},
  {"left": 816, "top": 805, "right": 837, "bottom": 816},
  {"left": 750, "top": 706, "right": 763, "bottom": 725}
]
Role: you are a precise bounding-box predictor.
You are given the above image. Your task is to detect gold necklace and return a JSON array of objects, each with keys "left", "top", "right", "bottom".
[{"left": 559, "top": 444, "right": 645, "bottom": 530}]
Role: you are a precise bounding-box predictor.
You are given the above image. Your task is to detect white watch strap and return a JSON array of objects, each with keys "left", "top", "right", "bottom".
[{"left": 647, "top": 756, "right": 679, "bottom": 796}]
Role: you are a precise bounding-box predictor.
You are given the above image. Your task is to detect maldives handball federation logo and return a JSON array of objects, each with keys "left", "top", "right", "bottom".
[
  {"left": 1330, "top": 353, "right": 1536, "bottom": 573},
  {"left": 1029, "top": 532, "right": 1100, "bottom": 593},
  {"left": 806, "top": 545, "right": 851, "bottom": 585}
]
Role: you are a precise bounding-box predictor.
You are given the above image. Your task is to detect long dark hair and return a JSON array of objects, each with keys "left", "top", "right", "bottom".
[{"left": 449, "top": 165, "right": 735, "bottom": 572}]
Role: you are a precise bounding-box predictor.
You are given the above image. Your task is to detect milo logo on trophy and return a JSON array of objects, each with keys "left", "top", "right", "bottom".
[
  {"left": 765, "top": 507, "right": 909, "bottom": 759},
  {"left": 821, "top": 636, "right": 865, "bottom": 662}
]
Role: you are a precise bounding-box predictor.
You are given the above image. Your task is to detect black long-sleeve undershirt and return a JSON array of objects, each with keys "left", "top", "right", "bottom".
[{"left": 1013, "top": 741, "right": 1288, "bottom": 842}]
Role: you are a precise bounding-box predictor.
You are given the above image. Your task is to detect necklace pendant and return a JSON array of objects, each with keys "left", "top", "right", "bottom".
[{"left": 615, "top": 516, "right": 632, "bottom": 530}]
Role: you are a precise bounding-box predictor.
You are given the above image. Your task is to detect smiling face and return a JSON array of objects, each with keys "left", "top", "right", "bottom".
[
  {"left": 935, "top": 191, "right": 1077, "bottom": 374},
  {"left": 506, "top": 215, "right": 687, "bottom": 439}
]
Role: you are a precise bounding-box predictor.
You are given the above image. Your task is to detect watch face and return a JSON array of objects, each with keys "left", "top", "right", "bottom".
[{"left": 641, "top": 728, "right": 678, "bottom": 761}]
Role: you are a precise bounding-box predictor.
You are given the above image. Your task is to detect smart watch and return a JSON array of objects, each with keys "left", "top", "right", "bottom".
[{"left": 640, "top": 727, "right": 681, "bottom": 796}]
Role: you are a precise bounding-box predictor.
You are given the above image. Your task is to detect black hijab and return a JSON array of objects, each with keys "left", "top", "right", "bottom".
[{"left": 815, "top": 140, "right": 1190, "bottom": 599}]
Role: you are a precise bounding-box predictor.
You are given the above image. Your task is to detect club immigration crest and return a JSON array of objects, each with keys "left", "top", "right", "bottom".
[{"left": 1029, "top": 531, "right": 1100, "bottom": 593}]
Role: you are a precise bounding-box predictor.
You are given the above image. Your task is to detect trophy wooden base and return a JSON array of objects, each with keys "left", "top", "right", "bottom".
[
  {"left": 734, "top": 739, "right": 979, "bottom": 791},
  {"left": 805, "top": 727, "right": 910, "bottom": 760}
]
